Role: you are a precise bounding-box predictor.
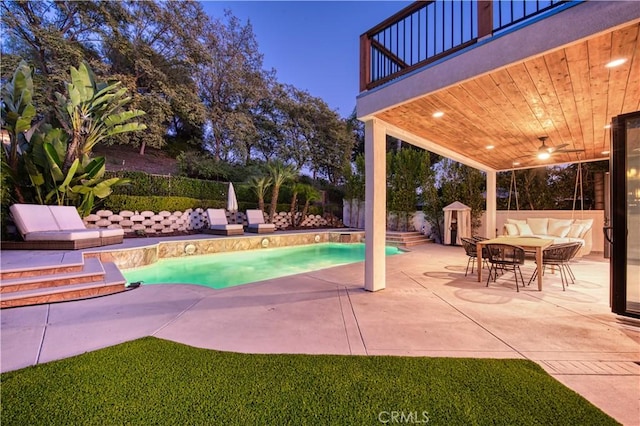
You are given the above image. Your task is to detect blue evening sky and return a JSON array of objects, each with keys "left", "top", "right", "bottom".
[{"left": 200, "top": 1, "right": 411, "bottom": 118}]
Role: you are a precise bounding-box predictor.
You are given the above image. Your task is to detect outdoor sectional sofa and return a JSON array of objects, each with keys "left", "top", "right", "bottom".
[
  {"left": 502, "top": 217, "right": 594, "bottom": 256},
  {"left": 5, "top": 204, "right": 124, "bottom": 250}
]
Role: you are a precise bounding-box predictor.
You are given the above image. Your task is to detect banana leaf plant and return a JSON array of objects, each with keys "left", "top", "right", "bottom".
[
  {"left": 54, "top": 62, "right": 147, "bottom": 172},
  {"left": 25, "top": 125, "right": 130, "bottom": 216},
  {"left": 0, "top": 60, "right": 40, "bottom": 203}
]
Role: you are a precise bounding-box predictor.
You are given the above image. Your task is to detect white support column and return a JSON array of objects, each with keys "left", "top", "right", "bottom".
[
  {"left": 364, "top": 119, "right": 386, "bottom": 291},
  {"left": 486, "top": 170, "right": 497, "bottom": 238}
]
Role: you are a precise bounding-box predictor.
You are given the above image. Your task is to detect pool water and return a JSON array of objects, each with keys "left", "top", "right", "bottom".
[{"left": 122, "top": 243, "right": 402, "bottom": 289}]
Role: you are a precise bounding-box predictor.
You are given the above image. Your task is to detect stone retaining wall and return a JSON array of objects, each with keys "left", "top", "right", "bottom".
[{"left": 83, "top": 209, "right": 331, "bottom": 234}]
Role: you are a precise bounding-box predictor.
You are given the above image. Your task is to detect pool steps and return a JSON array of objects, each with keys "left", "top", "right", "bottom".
[
  {"left": 0, "top": 258, "right": 126, "bottom": 308},
  {"left": 363, "top": 231, "right": 433, "bottom": 248}
]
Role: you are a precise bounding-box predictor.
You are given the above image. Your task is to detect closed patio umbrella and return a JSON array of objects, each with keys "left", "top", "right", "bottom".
[{"left": 227, "top": 182, "right": 238, "bottom": 223}]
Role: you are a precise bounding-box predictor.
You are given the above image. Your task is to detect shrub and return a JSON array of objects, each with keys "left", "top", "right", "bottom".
[
  {"left": 100, "top": 195, "right": 224, "bottom": 213},
  {"left": 105, "top": 171, "right": 226, "bottom": 200}
]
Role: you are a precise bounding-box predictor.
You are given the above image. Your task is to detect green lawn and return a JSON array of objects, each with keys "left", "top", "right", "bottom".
[{"left": 1, "top": 337, "right": 618, "bottom": 425}]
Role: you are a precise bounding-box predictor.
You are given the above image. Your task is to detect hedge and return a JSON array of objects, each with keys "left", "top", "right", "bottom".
[
  {"left": 100, "top": 195, "right": 225, "bottom": 213},
  {"left": 106, "top": 171, "right": 227, "bottom": 200},
  {"left": 99, "top": 196, "right": 286, "bottom": 214}
]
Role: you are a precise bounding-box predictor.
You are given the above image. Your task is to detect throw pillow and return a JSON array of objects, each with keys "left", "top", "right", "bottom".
[
  {"left": 548, "top": 218, "right": 573, "bottom": 238},
  {"left": 573, "top": 219, "right": 594, "bottom": 238},
  {"left": 516, "top": 223, "right": 534, "bottom": 236},
  {"left": 527, "top": 218, "right": 548, "bottom": 235},
  {"left": 506, "top": 218, "right": 526, "bottom": 225},
  {"left": 567, "top": 223, "right": 585, "bottom": 238},
  {"left": 505, "top": 223, "right": 519, "bottom": 236}
]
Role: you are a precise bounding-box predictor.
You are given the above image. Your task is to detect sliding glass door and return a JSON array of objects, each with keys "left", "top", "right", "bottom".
[{"left": 611, "top": 111, "right": 640, "bottom": 318}]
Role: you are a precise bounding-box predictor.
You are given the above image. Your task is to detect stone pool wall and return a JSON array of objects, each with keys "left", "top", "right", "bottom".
[
  {"left": 87, "top": 231, "right": 365, "bottom": 270},
  {"left": 83, "top": 209, "right": 334, "bottom": 234}
]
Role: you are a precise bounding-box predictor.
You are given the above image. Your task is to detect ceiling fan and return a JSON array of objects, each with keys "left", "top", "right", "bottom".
[{"left": 533, "top": 136, "right": 584, "bottom": 160}]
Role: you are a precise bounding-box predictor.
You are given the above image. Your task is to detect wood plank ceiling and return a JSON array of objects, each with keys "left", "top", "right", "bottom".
[{"left": 375, "top": 21, "right": 640, "bottom": 171}]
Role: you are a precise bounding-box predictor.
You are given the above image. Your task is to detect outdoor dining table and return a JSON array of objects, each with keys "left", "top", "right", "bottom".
[{"left": 476, "top": 236, "right": 554, "bottom": 291}]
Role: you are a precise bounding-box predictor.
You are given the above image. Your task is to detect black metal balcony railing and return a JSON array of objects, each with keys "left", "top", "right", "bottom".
[{"left": 360, "top": 0, "right": 566, "bottom": 91}]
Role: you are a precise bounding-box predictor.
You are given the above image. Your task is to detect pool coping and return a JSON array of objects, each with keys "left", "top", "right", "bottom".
[{"left": 84, "top": 230, "right": 366, "bottom": 270}]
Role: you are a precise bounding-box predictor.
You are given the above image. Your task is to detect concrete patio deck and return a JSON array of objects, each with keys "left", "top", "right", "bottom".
[{"left": 1, "top": 239, "right": 638, "bottom": 425}]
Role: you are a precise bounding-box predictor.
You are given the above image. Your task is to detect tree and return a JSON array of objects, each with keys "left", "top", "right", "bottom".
[
  {"left": 247, "top": 175, "right": 272, "bottom": 213},
  {"left": 297, "top": 184, "right": 321, "bottom": 226},
  {"left": 343, "top": 153, "right": 366, "bottom": 227},
  {"left": 1, "top": 1, "right": 126, "bottom": 117},
  {"left": 388, "top": 147, "right": 431, "bottom": 231},
  {"left": 289, "top": 182, "right": 304, "bottom": 227},
  {"left": 439, "top": 159, "right": 485, "bottom": 230},
  {"left": 267, "top": 161, "right": 297, "bottom": 222},
  {"left": 198, "top": 11, "right": 273, "bottom": 162},
  {"left": 103, "top": 0, "right": 209, "bottom": 154}
]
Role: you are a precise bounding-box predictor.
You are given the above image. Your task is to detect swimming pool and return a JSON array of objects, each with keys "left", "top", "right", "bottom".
[{"left": 122, "top": 243, "right": 402, "bottom": 289}]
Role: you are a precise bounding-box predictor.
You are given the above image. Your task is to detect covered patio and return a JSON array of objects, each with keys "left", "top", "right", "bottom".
[{"left": 357, "top": 1, "right": 640, "bottom": 292}]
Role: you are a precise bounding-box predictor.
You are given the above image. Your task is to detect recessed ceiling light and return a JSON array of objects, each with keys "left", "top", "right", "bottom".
[
  {"left": 601, "top": 150, "right": 610, "bottom": 155},
  {"left": 486, "top": 145, "right": 494, "bottom": 150},
  {"left": 432, "top": 111, "right": 444, "bottom": 118},
  {"left": 604, "top": 124, "right": 611, "bottom": 129},
  {"left": 605, "top": 58, "right": 627, "bottom": 68},
  {"left": 512, "top": 161, "right": 520, "bottom": 166}
]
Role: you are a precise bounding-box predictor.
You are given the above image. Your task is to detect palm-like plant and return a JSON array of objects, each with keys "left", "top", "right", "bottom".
[
  {"left": 267, "top": 161, "right": 297, "bottom": 223},
  {"left": 289, "top": 182, "right": 305, "bottom": 227},
  {"left": 1, "top": 61, "right": 38, "bottom": 203},
  {"left": 1, "top": 61, "right": 139, "bottom": 216},
  {"left": 55, "top": 62, "right": 147, "bottom": 172},
  {"left": 298, "top": 184, "right": 321, "bottom": 225},
  {"left": 247, "top": 175, "right": 272, "bottom": 213}
]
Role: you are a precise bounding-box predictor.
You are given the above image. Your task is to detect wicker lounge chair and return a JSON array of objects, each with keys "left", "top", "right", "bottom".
[
  {"left": 204, "top": 209, "right": 244, "bottom": 236},
  {"left": 6, "top": 204, "right": 103, "bottom": 250},
  {"left": 246, "top": 209, "right": 276, "bottom": 234}
]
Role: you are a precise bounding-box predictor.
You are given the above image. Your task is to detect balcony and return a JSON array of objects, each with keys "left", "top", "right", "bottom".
[{"left": 360, "top": 0, "right": 567, "bottom": 92}]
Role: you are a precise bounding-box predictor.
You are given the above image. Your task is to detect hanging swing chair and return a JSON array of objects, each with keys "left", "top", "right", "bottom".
[{"left": 506, "top": 169, "right": 520, "bottom": 215}]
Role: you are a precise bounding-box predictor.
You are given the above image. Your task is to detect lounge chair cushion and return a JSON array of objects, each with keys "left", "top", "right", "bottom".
[
  {"left": 49, "top": 205, "right": 124, "bottom": 238},
  {"left": 246, "top": 209, "right": 267, "bottom": 225},
  {"left": 49, "top": 205, "right": 86, "bottom": 230},
  {"left": 98, "top": 228, "right": 126, "bottom": 238},
  {"left": 24, "top": 229, "right": 101, "bottom": 241},
  {"left": 248, "top": 223, "right": 276, "bottom": 231},
  {"left": 210, "top": 224, "right": 244, "bottom": 231},
  {"left": 206, "top": 209, "right": 231, "bottom": 226},
  {"left": 10, "top": 204, "right": 60, "bottom": 235}
]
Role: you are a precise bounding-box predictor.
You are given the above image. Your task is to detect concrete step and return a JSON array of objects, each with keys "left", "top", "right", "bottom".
[
  {"left": 364, "top": 232, "right": 434, "bottom": 248},
  {"left": 0, "top": 261, "right": 127, "bottom": 309},
  {"left": 1, "top": 258, "right": 105, "bottom": 294},
  {"left": 0, "top": 261, "right": 85, "bottom": 281},
  {"left": 385, "top": 234, "right": 431, "bottom": 243}
]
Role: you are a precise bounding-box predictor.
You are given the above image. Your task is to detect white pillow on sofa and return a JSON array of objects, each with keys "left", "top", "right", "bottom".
[
  {"left": 548, "top": 218, "right": 573, "bottom": 238},
  {"left": 527, "top": 218, "right": 548, "bottom": 235},
  {"left": 506, "top": 218, "right": 526, "bottom": 225},
  {"left": 516, "top": 223, "right": 534, "bottom": 236},
  {"left": 573, "top": 219, "right": 594, "bottom": 238},
  {"left": 505, "top": 223, "right": 519, "bottom": 236},
  {"left": 567, "top": 223, "right": 585, "bottom": 238}
]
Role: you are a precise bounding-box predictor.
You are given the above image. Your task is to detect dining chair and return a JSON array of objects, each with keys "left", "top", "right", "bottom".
[
  {"left": 528, "top": 242, "right": 582, "bottom": 290},
  {"left": 484, "top": 243, "right": 526, "bottom": 292},
  {"left": 460, "top": 237, "right": 488, "bottom": 277}
]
